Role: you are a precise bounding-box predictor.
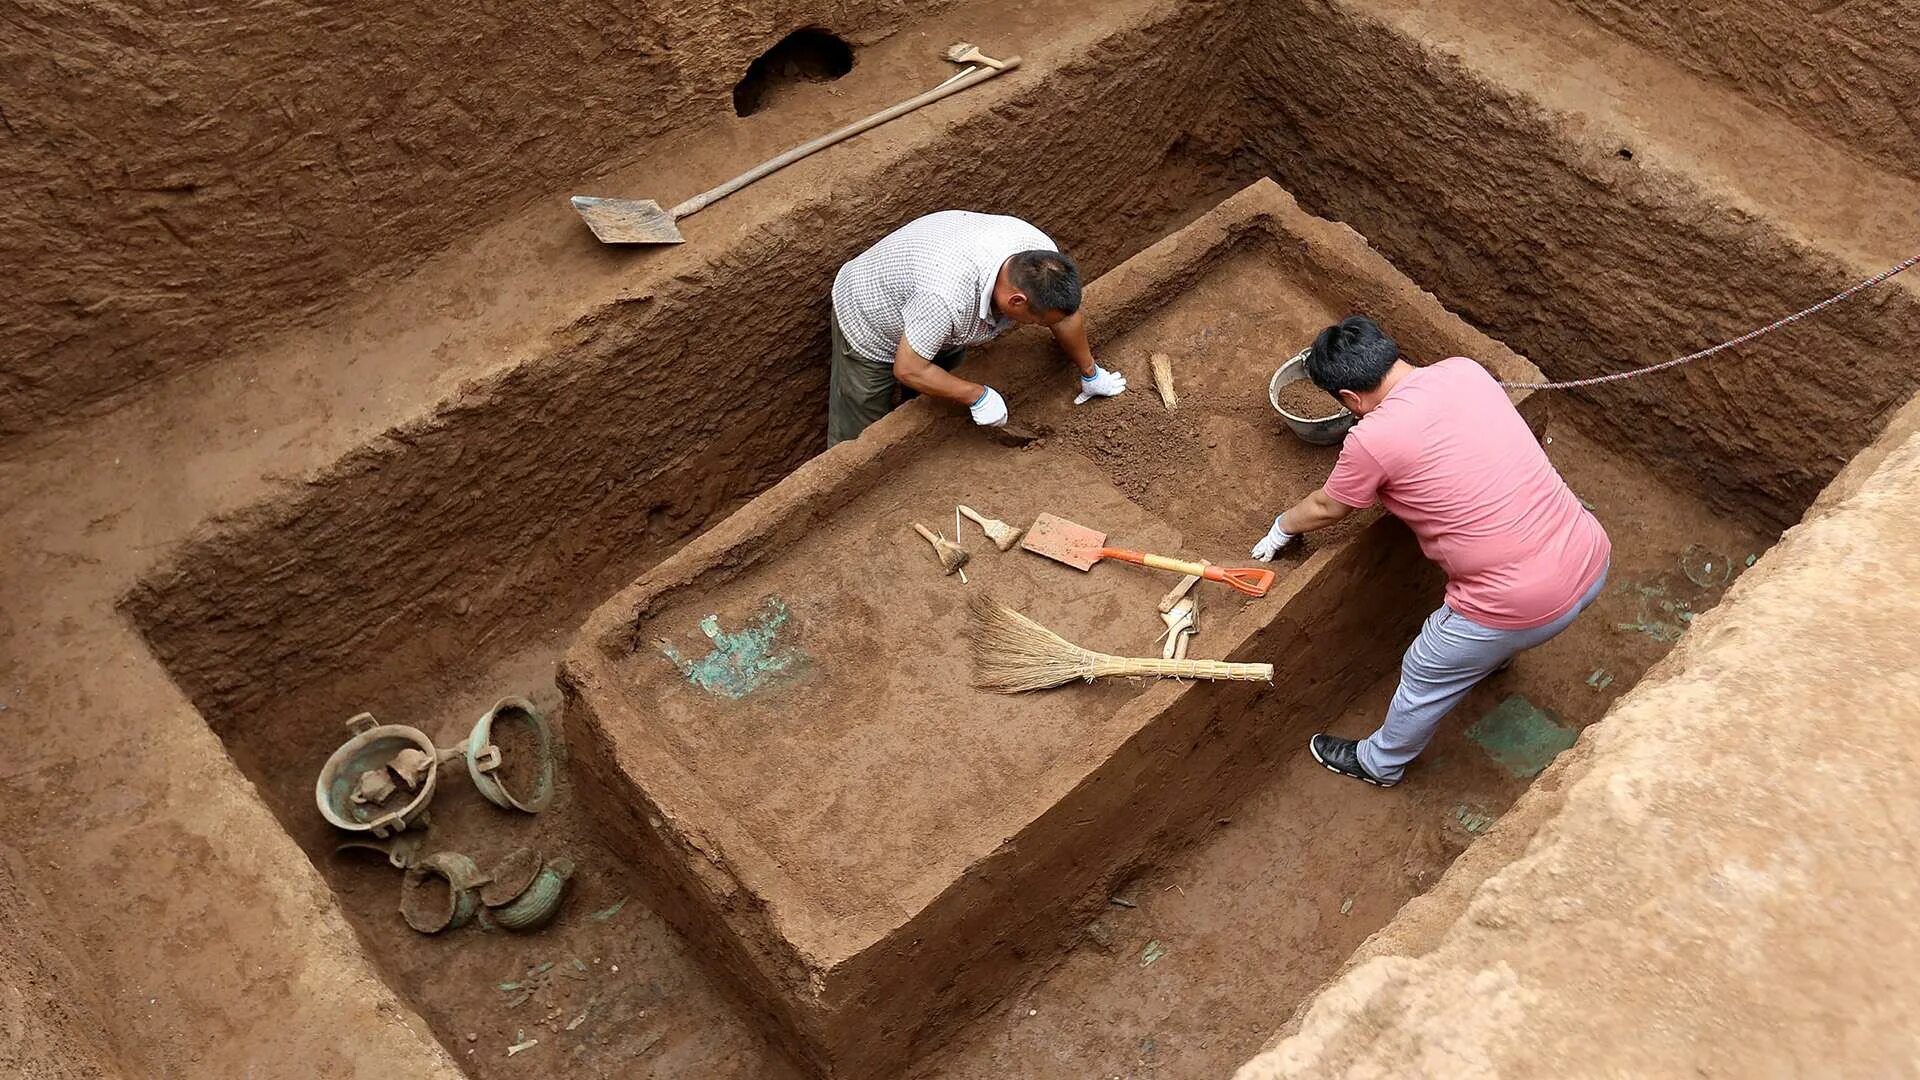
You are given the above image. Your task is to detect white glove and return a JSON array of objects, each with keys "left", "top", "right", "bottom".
[
  {"left": 969, "top": 386, "right": 1008, "bottom": 427},
  {"left": 1250, "top": 515, "right": 1295, "bottom": 561},
  {"left": 1073, "top": 364, "right": 1127, "bottom": 405}
]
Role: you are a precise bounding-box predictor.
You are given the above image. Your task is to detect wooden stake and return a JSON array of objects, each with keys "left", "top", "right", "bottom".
[
  {"left": 1151, "top": 352, "right": 1177, "bottom": 410},
  {"left": 1157, "top": 567, "right": 1205, "bottom": 613}
]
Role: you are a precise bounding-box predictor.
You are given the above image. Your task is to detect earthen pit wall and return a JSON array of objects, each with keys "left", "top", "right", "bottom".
[
  {"left": 1232, "top": 315, "right": 1920, "bottom": 1080},
  {"left": 0, "top": 0, "right": 976, "bottom": 444},
  {"left": 102, "top": 0, "right": 1920, "bottom": 718},
  {"left": 19, "top": 0, "right": 1913, "bottom": 526},
  {"left": 559, "top": 179, "right": 1543, "bottom": 1076},
  {"left": 119, "top": 0, "right": 1253, "bottom": 749},
  {"left": 84, "top": 0, "right": 1919, "bottom": 1064},
  {"left": 1235, "top": 386, "right": 1920, "bottom": 1069},
  {"left": 565, "top": 503, "right": 1442, "bottom": 1078},
  {"left": 1230, "top": 0, "right": 1920, "bottom": 533},
  {"left": 1560, "top": 0, "right": 1920, "bottom": 183}
]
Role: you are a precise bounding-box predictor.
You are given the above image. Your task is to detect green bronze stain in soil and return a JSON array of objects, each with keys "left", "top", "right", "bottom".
[
  {"left": 661, "top": 597, "right": 804, "bottom": 699},
  {"left": 1467, "top": 694, "right": 1577, "bottom": 778}
]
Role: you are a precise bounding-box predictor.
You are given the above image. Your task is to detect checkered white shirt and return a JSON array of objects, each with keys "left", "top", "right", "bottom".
[{"left": 831, "top": 210, "right": 1057, "bottom": 364}]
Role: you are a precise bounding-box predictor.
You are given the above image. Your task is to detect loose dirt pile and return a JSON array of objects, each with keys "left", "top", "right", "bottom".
[{"left": 1274, "top": 379, "right": 1342, "bottom": 419}]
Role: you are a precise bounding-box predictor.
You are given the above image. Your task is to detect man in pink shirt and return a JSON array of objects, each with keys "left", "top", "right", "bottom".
[{"left": 1250, "top": 315, "right": 1611, "bottom": 787}]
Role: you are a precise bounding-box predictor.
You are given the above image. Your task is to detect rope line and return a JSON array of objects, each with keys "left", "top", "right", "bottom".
[{"left": 1498, "top": 253, "right": 1919, "bottom": 391}]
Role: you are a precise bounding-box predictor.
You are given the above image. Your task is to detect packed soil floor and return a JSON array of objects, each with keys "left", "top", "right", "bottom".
[
  {"left": 8, "top": 0, "right": 1914, "bottom": 1072},
  {"left": 225, "top": 313, "right": 1766, "bottom": 1079}
]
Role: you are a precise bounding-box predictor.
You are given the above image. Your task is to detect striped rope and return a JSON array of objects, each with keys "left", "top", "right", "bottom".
[{"left": 1499, "top": 253, "right": 1919, "bottom": 391}]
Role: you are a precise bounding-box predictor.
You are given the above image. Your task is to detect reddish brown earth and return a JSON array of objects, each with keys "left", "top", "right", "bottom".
[
  {"left": 0, "top": 0, "right": 975, "bottom": 441},
  {"left": 1272, "top": 380, "right": 1342, "bottom": 421},
  {"left": 1243, "top": 0, "right": 1920, "bottom": 530},
  {"left": 558, "top": 183, "right": 1541, "bottom": 1076},
  {"left": 1560, "top": 0, "right": 1920, "bottom": 181},
  {"left": 913, "top": 420, "right": 1769, "bottom": 1078},
  {"left": 0, "top": 842, "right": 125, "bottom": 1079},
  {"left": 0, "top": 0, "right": 1913, "bottom": 1076},
  {"left": 160, "top": 414, "right": 1760, "bottom": 1080},
  {"left": 486, "top": 710, "right": 547, "bottom": 811}
]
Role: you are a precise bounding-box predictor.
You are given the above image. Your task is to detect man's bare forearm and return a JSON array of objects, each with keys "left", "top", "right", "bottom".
[
  {"left": 1279, "top": 488, "right": 1357, "bottom": 535},
  {"left": 1051, "top": 312, "right": 1098, "bottom": 377},
  {"left": 895, "top": 339, "right": 984, "bottom": 405}
]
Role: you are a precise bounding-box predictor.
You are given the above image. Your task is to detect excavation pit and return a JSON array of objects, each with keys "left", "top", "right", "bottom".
[
  {"left": 70, "top": 0, "right": 1919, "bottom": 1072},
  {"left": 560, "top": 180, "right": 1543, "bottom": 1076}
]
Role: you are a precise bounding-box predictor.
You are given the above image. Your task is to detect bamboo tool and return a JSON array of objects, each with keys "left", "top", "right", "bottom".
[
  {"left": 944, "top": 42, "right": 1008, "bottom": 69},
  {"left": 969, "top": 595, "right": 1271, "bottom": 693},
  {"left": 1020, "top": 513, "right": 1277, "bottom": 598},
  {"left": 1175, "top": 609, "right": 1196, "bottom": 658},
  {"left": 1157, "top": 570, "right": 1204, "bottom": 613},
  {"left": 958, "top": 505, "right": 1024, "bottom": 551},
  {"left": 1160, "top": 595, "right": 1198, "bottom": 660},
  {"left": 912, "top": 523, "right": 971, "bottom": 575},
  {"left": 1151, "top": 352, "right": 1177, "bottom": 410},
  {"left": 571, "top": 58, "right": 1022, "bottom": 244}
]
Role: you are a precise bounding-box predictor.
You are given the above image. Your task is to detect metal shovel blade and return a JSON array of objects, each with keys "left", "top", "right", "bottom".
[
  {"left": 570, "top": 196, "right": 685, "bottom": 244},
  {"left": 1019, "top": 513, "right": 1108, "bottom": 571}
]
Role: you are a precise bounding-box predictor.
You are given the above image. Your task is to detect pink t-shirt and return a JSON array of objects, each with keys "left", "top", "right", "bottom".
[{"left": 1323, "top": 357, "right": 1610, "bottom": 630}]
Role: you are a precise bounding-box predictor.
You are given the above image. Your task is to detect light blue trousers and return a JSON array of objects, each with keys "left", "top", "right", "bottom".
[{"left": 1358, "top": 565, "right": 1609, "bottom": 782}]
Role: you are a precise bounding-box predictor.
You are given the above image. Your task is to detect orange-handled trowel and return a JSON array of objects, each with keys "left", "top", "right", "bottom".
[{"left": 1020, "top": 513, "right": 1277, "bottom": 598}]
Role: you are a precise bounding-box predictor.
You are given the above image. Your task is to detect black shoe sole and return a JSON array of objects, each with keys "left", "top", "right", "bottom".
[{"left": 1309, "top": 737, "right": 1396, "bottom": 788}]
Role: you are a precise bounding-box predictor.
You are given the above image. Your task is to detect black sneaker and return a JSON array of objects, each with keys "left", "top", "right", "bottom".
[{"left": 1309, "top": 734, "right": 1398, "bottom": 788}]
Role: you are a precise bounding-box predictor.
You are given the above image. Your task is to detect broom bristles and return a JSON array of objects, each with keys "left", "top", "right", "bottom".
[
  {"left": 935, "top": 538, "right": 970, "bottom": 573},
  {"left": 968, "top": 594, "right": 1274, "bottom": 693},
  {"left": 969, "top": 594, "right": 1100, "bottom": 693}
]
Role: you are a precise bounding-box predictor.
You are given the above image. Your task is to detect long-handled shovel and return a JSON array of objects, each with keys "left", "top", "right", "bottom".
[
  {"left": 1020, "top": 513, "right": 1277, "bottom": 598},
  {"left": 571, "top": 57, "right": 1022, "bottom": 244}
]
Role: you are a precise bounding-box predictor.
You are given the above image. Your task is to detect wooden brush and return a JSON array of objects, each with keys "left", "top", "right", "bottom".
[
  {"left": 957, "top": 505, "right": 1024, "bottom": 551},
  {"left": 968, "top": 594, "right": 1272, "bottom": 693},
  {"left": 1151, "top": 352, "right": 1177, "bottom": 410},
  {"left": 944, "top": 42, "right": 1008, "bottom": 69},
  {"left": 912, "top": 522, "right": 971, "bottom": 575}
]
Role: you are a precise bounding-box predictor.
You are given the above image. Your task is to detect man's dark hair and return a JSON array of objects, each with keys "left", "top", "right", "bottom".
[
  {"left": 1306, "top": 315, "right": 1400, "bottom": 394},
  {"left": 1007, "top": 250, "right": 1082, "bottom": 315}
]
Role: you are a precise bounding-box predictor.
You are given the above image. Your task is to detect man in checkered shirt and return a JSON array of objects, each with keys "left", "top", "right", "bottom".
[{"left": 826, "top": 210, "right": 1127, "bottom": 446}]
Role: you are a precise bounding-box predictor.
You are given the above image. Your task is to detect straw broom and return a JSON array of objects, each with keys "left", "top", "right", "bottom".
[{"left": 968, "top": 594, "right": 1274, "bottom": 693}]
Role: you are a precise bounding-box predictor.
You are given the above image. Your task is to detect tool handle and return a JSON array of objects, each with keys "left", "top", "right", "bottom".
[
  {"left": 957, "top": 505, "right": 992, "bottom": 529},
  {"left": 1142, "top": 552, "right": 1209, "bottom": 577},
  {"left": 1101, "top": 548, "right": 1208, "bottom": 577},
  {"left": 1101, "top": 549, "right": 1276, "bottom": 597},
  {"left": 1099, "top": 657, "right": 1273, "bottom": 682},
  {"left": 912, "top": 523, "right": 941, "bottom": 546},
  {"left": 671, "top": 58, "right": 1022, "bottom": 220}
]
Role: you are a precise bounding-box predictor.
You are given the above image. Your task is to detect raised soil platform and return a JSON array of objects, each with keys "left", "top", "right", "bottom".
[{"left": 560, "top": 180, "right": 1544, "bottom": 1076}]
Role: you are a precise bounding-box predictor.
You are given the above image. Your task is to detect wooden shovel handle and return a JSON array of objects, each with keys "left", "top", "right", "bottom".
[
  {"left": 1100, "top": 549, "right": 1277, "bottom": 598},
  {"left": 671, "top": 59, "right": 1022, "bottom": 220}
]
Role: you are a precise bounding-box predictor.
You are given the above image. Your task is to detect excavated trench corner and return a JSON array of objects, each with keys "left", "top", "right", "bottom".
[{"left": 558, "top": 179, "right": 1545, "bottom": 1078}]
